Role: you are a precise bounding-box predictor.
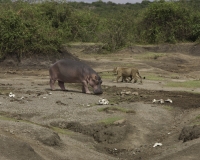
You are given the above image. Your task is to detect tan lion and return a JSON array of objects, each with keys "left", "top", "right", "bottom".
[{"left": 113, "top": 67, "right": 143, "bottom": 83}]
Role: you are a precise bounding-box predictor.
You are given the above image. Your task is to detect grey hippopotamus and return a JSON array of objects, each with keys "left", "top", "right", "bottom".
[{"left": 49, "top": 59, "right": 103, "bottom": 94}]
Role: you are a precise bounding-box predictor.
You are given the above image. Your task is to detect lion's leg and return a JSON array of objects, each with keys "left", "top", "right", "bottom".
[
  {"left": 116, "top": 75, "right": 121, "bottom": 83},
  {"left": 122, "top": 76, "right": 127, "bottom": 82},
  {"left": 121, "top": 76, "right": 124, "bottom": 82},
  {"left": 126, "top": 77, "right": 131, "bottom": 82},
  {"left": 124, "top": 76, "right": 130, "bottom": 83},
  {"left": 131, "top": 74, "right": 137, "bottom": 83},
  {"left": 133, "top": 76, "right": 138, "bottom": 83},
  {"left": 129, "top": 76, "right": 133, "bottom": 82},
  {"left": 138, "top": 75, "right": 142, "bottom": 83}
]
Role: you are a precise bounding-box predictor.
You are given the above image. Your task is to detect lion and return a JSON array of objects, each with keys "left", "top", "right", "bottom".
[{"left": 113, "top": 67, "right": 143, "bottom": 83}]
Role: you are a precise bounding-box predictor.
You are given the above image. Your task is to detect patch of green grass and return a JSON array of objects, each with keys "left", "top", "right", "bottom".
[
  {"left": 196, "top": 115, "right": 200, "bottom": 119},
  {"left": 52, "top": 127, "right": 72, "bottom": 135},
  {"left": 124, "top": 64, "right": 137, "bottom": 67},
  {"left": 0, "top": 115, "right": 14, "bottom": 121},
  {"left": 166, "top": 80, "right": 200, "bottom": 88},
  {"left": 170, "top": 74, "right": 180, "bottom": 79},
  {"left": 190, "top": 115, "right": 200, "bottom": 125},
  {"left": 135, "top": 52, "right": 166, "bottom": 60},
  {"left": 145, "top": 74, "right": 165, "bottom": 81},
  {"left": 0, "top": 88, "right": 11, "bottom": 95},
  {"left": 0, "top": 112, "right": 72, "bottom": 135},
  {"left": 99, "top": 117, "right": 122, "bottom": 125},
  {"left": 98, "top": 106, "right": 135, "bottom": 114},
  {"left": 163, "top": 105, "right": 173, "bottom": 111},
  {"left": 66, "top": 42, "right": 103, "bottom": 47},
  {"left": 98, "top": 72, "right": 114, "bottom": 80},
  {"left": 0, "top": 114, "right": 37, "bottom": 126},
  {"left": 0, "top": 112, "right": 23, "bottom": 122}
]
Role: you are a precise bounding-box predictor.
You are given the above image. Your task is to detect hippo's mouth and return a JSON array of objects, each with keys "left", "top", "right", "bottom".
[{"left": 93, "top": 89, "right": 103, "bottom": 95}]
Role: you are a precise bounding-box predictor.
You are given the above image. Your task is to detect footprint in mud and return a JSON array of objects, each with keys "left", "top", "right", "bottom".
[
  {"left": 10, "top": 98, "right": 25, "bottom": 104},
  {"left": 56, "top": 100, "right": 67, "bottom": 106}
]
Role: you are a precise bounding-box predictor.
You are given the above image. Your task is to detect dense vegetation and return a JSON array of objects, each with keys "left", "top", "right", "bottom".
[{"left": 0, "top": 0, "right": 200, "bottom": 60}]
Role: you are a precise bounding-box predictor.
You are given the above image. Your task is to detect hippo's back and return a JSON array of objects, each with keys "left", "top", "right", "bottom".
[
  {"left": 54, "top": 59, "right": 87, "bottom": 69},
  {"left": 49, "top": 59, "right": 94, "bottom": 82}
]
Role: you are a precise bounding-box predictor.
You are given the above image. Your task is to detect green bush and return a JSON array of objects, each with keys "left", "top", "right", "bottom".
[
  {"left": 0, "top": 2, "right": 63, "bottom": 60},
  {"left": 137, "top": 1, "right": 194, "bottom": 43},
  {"left": 1, "top": 0, "right": 200, "bottom": 59},
  {"left": 69, "top": 9, "right": 101, "bottom": 42},
  {"left": 0, "top": 10, "right": 26, "bottom": 59},
  {"left": 98, "top": 10, "right": 137, "bottom": 51},
  {"left": 190, "top": 12, "right": 200, "bottom": 41}
]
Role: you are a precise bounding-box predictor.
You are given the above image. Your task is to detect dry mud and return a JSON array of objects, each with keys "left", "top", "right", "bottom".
[{"left": 0, "top": 43, "right": 200, "bottom": 160}]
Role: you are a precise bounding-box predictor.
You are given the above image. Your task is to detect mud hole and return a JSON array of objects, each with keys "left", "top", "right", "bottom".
[
  {"left": 50, "top": 120, "right": 130, "bottom": 144},
  {"left": 179, "top": 125, "right": 200, "bottom": 142},
  {"left": 103, "top": 86, "right": 200, "bottom": 109}
]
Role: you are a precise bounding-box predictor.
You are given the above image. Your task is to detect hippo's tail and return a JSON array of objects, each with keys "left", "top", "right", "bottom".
[{"left": 49, "top": 64, "right": 54, "bottom": 78}]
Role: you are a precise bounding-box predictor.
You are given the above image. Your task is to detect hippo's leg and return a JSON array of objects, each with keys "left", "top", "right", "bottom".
[
  {"left": 82, "top": 81, "right": 91, "bottom": 94},
  {"left": 50, "top": 79, "right": 56, "bottom": 90},
  {"left": 58, "top": 81, "right": 66, "bottom": 91}
]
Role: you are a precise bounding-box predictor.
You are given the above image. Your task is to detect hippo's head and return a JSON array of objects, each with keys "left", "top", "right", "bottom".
[{"left": 88, "top": 74, "right": 103, "bottom": 95}]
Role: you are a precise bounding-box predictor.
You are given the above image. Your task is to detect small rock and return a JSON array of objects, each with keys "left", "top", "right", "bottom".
[
  {"left": 152, "top": 99, "right": 164, "bottom": 104},
  {"left": 20, "top": 96, "right": 25, "bottom": 99},
  {"left": 10, "top": 130, "right": 14, "bottom": 134},
  {"left": 113, "top": 119, "right": 126, "bottom": 125},
  {"left": 9, "top": 92, "right": 15, "bottom": 98},
  {"left": 7, "top": 71, "right": 16, "bottom": 74},
  {"left": 132, "top": 92, "right": 139, "bottom": 96},
  {"left": 153, "top": 143, "right": 162, "bottom": 147},
  {"left": 125, "top": 91, "right": 131, "bottom": 95},
  {"left": 165, "top": 98, "right": 173, "bottom": 103},
  {"left": 98, "top": 98, "right": 109, "bottom": 105},
  {"left": 120, "top": 90, "right": 126, "bottom": 95},
  {"left": 160, "top": 99, "right": 164, "bottom": 104}
]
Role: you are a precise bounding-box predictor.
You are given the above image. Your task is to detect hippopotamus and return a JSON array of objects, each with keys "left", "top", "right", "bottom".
[{"left": 49, "top": 59, "right": 103, "bottom": 94}]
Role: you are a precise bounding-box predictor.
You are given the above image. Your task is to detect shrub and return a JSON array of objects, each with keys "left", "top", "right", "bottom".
[
  {"left": 137, "top": 1, "right": 193, "bottom": 44},
  {"left": 0, "top": 1, "right": 63, "bottom": 60}
]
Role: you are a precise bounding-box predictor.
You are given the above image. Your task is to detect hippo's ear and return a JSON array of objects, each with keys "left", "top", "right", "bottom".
[{"left": 95, "top": 75, "right": 101, "bottom": 81}]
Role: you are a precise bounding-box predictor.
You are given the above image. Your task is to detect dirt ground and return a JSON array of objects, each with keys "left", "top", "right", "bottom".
[{"left": 0, "top": 43, "right": 200, "bottom": 160}]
